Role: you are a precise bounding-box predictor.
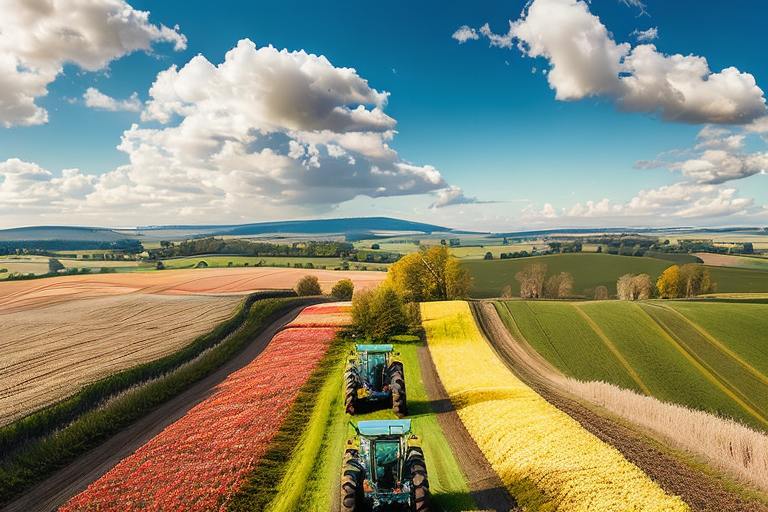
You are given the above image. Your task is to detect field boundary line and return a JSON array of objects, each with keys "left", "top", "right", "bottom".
[
  {"left": 571, "top": 304, "right": 651, "bottom": 395},
  {"left": 639, "top": 305, "right": 768, "bottom": 430},
  {"left": 657, "top": 303, "right": 768, "bottom": 389}
]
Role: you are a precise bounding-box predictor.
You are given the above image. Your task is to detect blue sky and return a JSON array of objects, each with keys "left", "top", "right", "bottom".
[{"left": 1, "top": 0, "right": 766, "bottom": 231}]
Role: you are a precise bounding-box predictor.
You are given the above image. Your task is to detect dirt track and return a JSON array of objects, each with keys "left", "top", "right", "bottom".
[
  {"left": 418, "top": 345, "right": 519, "bottom": 512},
  {"left": 471, "top": 301, "right": 768, "bottom": 512},
  {"left": 1, "top": 300, "right": 318, "bottom": 512}
]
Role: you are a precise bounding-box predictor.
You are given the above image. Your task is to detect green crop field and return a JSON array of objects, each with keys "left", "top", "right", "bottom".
[
  {"left": 264, "top": 341, "right": 475, "bottom": 512},
  {"left": 465, "top": 253, "right": 674, "bottom": 298},
  {"left": 497, "top": 299, "right": 768, "bottom": 431},
  {"left": 465, "top": 252, "right": 768, "bottom": 298},
  {"left": 495, "top": 301, "right": 642, "bottom": 392}
]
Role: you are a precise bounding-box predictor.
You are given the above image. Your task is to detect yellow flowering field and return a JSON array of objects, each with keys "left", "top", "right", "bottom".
[{"left": 421, "top": 301, "right": 689, "bottom": 512}]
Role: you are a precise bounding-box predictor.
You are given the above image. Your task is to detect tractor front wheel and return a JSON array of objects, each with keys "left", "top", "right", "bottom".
[
  {"left": 407, "top": 447, "right": 430, "bottom": 512},
  {"left": 388, "top": 362, "right": 407, "bottom": 418},
  {"left": 345, "top": 370, "right": 359, "bottom": 415}
]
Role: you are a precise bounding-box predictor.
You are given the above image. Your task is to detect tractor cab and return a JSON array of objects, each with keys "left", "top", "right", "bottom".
[
  {"left": 341, "top": 420, "right": 430, "bottom": 511},
  {"left": 345, "top": 345, "right": 407, "bottom": 417}
]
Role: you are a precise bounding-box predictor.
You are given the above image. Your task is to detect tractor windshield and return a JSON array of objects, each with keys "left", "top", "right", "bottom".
[
  {"left": 361, "top": 352, "right": 388, "bottom": 389},
  {"left": 373, "top": 440, "right": 400, "bottom": 489}
]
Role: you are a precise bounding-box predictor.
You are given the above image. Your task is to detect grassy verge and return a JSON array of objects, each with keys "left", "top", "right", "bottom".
[
  {"left": 0, "top": 294, "right": 296, "bottom": 506},
  {"left": 231, "top": 339, "right": 476, "bottom": 512}
]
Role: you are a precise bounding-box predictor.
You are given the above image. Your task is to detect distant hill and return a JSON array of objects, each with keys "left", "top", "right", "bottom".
[
  {"left": 0, "top": 226, "right": 130, "bottom": 242},
  {"left": 0, "top": 217, "right": 461, "bottom": 244}
]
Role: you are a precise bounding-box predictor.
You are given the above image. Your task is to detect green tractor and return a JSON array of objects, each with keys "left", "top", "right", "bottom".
[
  {"left": 345, "top": 344, "right": 407, "bottom": 418},
  {"left": 341, "top": 420, "right": 430, "bottom": 512}
]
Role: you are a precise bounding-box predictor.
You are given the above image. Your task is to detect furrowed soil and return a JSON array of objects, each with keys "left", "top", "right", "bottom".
[
  {"left": 471, "top": 301, "right": 768, "bottom": 512},
  {"left": 0, "top": 294, "right": 243, "bottom": 426},
  {"left": 0, "top": 267, "right": 385, "bottom": 312},
  {"left": 1, "top": 300, "right": 319, "bottom": 512}
]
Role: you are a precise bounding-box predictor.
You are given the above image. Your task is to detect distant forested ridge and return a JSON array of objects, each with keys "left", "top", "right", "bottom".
[
  {"left": 0, "top": 239, "right": 143, "bottom": 255},
  {"left": 149, "top": 237, "right": 354, "bottom": 259}
]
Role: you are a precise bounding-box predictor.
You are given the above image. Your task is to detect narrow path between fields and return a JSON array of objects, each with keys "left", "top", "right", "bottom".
[
  {"left": 1, "top": 299, "right": 321, "bottom": 512},
  {"left": 417, "top": 344, "right": 519, "bottom": 512},
  {"left": 471, "top": 301, "right": 768, "bottom": 512}
]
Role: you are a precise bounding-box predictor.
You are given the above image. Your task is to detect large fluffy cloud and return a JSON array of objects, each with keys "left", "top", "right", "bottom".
[
  {"left": 468, "top": 0, "right": 767, "bottom": 125},
  {"left": 0, "top": 40, "right": 460, "bottom": 224},
  {"left": 636, "top": 125, "right": 768, "bottom": 184},
  {"left": 0, "top": 0, "right": 186, "bottom": 127}
]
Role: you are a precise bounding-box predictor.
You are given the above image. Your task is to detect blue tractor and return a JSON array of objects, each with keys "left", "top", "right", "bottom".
[
  {"left": 345, "top": 344, "right": 407, "bottom": 418},
  {"left": 341, "top": 420, "right": 430, "bottom": 512}
]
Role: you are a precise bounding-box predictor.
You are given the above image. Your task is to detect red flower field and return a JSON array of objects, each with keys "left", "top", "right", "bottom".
[{"left": 59, "top": 304, "right": 350, "bottom": 511}]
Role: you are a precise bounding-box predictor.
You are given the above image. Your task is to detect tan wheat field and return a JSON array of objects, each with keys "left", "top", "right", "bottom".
[{"left": 0, "top": 294, "right": 243, "bottom": 426}]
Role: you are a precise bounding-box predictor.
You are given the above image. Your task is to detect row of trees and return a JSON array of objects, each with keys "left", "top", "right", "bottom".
[{"left": 617, "top": 264, "right": 713, "bottom": 301}]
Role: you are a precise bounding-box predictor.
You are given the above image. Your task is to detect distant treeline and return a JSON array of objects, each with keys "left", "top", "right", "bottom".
[
  {"left": 0, "top": 239, "right": 143, "bottom": 256},
  {"left": 150, "top": 237, "right": 354, "bottom": 259}
]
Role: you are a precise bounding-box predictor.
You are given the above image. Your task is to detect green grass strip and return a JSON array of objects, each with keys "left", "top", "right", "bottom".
[
  {"left": 0, "top": 297, "right": 290, "bottom": 506},
  {"left": 227, "top": 338, "right": 348, "bottom": 511}
]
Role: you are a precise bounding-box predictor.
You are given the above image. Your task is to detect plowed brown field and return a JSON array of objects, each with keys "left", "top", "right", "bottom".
[
  {"left": 0, "top": 294, "right": 243, "bottom": 426},
  {"left": 0, "top": 268, "right": 385, "bottom": 426},
  {"left": 0, "top": 267, "right": 385, "bottom": 312}
]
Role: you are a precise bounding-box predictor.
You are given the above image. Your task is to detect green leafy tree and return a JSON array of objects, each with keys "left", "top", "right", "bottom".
[
  {"left": 331, "top": 278, "right": 354, "bottom": 300},
  {"left": 385, "top": 245, "right": 471, "bottom": 302},
  {"left": 351, "top": 284, "right": 408, "bottom": 341},
  {"left": 295, "top": 274, "right": 322, "bottom": 296}
]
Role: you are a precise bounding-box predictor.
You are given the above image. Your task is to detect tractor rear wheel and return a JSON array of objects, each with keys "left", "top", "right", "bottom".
[
  {"left": 345, "top": 370, "right": 359, "bottom": 415},
  {"left": 407, "top": 448, "right": 430, "bottom": 512},
  {"left": 341, "top": 450, "right": 364, "bottom": 512},
  {"left": 388, "top": 362, "right": 407, "bottom": 418}
]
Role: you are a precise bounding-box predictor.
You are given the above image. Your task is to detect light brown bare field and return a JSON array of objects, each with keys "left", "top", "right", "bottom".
[
  {"left": 0, "top": 267, "right": 386, "bottom": 313},
  {"left": 0, "top": 294, "right": 244, "bottom": 426},
  {"left": 0, "top": 268, "right": 385, "bottom": 426}
]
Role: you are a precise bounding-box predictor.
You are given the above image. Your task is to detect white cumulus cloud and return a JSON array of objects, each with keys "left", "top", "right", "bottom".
[
  {"left": 0, "top": 0, "right": 186, "bottom": 127},
  {"left": 461, "top": 0, "right": 767, "bottom": 125},
  {"left": 452, "top": 26, "right": 479, "bottom": 44},
  {"left": 430, "top": 185, "right": 478, "bottom": 209},
  {"left": 0, "top": 40, "right": 454, "bottom": 225},
  {"left": 83, "top": 88, "right": 142, "bottom": 112},
  {"left": 631, "top": 27, "right": 658, "bottom": 42}
]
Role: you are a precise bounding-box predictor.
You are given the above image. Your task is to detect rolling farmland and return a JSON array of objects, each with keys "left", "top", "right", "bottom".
[
  {"left": 0, "top": 267, "right": 386, "bottom": 312},
  {"left": 60, "top": 305, "right": 342, "bottom": 511},
  {"left": 421, "top": 301, "right": 689, "bottom": 511},
  {"left": 0, "top": 294, "right": 243, "bottom": 426},
  {"left": 497, "top": 299, "right": 768, "bottom": 432},
  {"left": 464, "top": 252, "right": 768, "bottom": 298}
]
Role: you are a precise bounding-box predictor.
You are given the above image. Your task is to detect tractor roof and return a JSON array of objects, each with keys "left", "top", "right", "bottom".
[
  {"left": 357, "top": 419, "right": 411, "bottom": 436},
  {"left": 355, "top": 344, "right": 394, "bottom": 353}
]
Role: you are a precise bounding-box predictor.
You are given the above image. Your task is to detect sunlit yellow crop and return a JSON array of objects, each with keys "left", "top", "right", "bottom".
[{"left": 421, "top": 301, "right": 689, "bottom": 512}]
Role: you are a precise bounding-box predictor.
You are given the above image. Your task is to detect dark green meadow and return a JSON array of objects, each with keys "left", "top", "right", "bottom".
[{"left": 465, "top": 253, "right": 768, "bottom": 298}]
